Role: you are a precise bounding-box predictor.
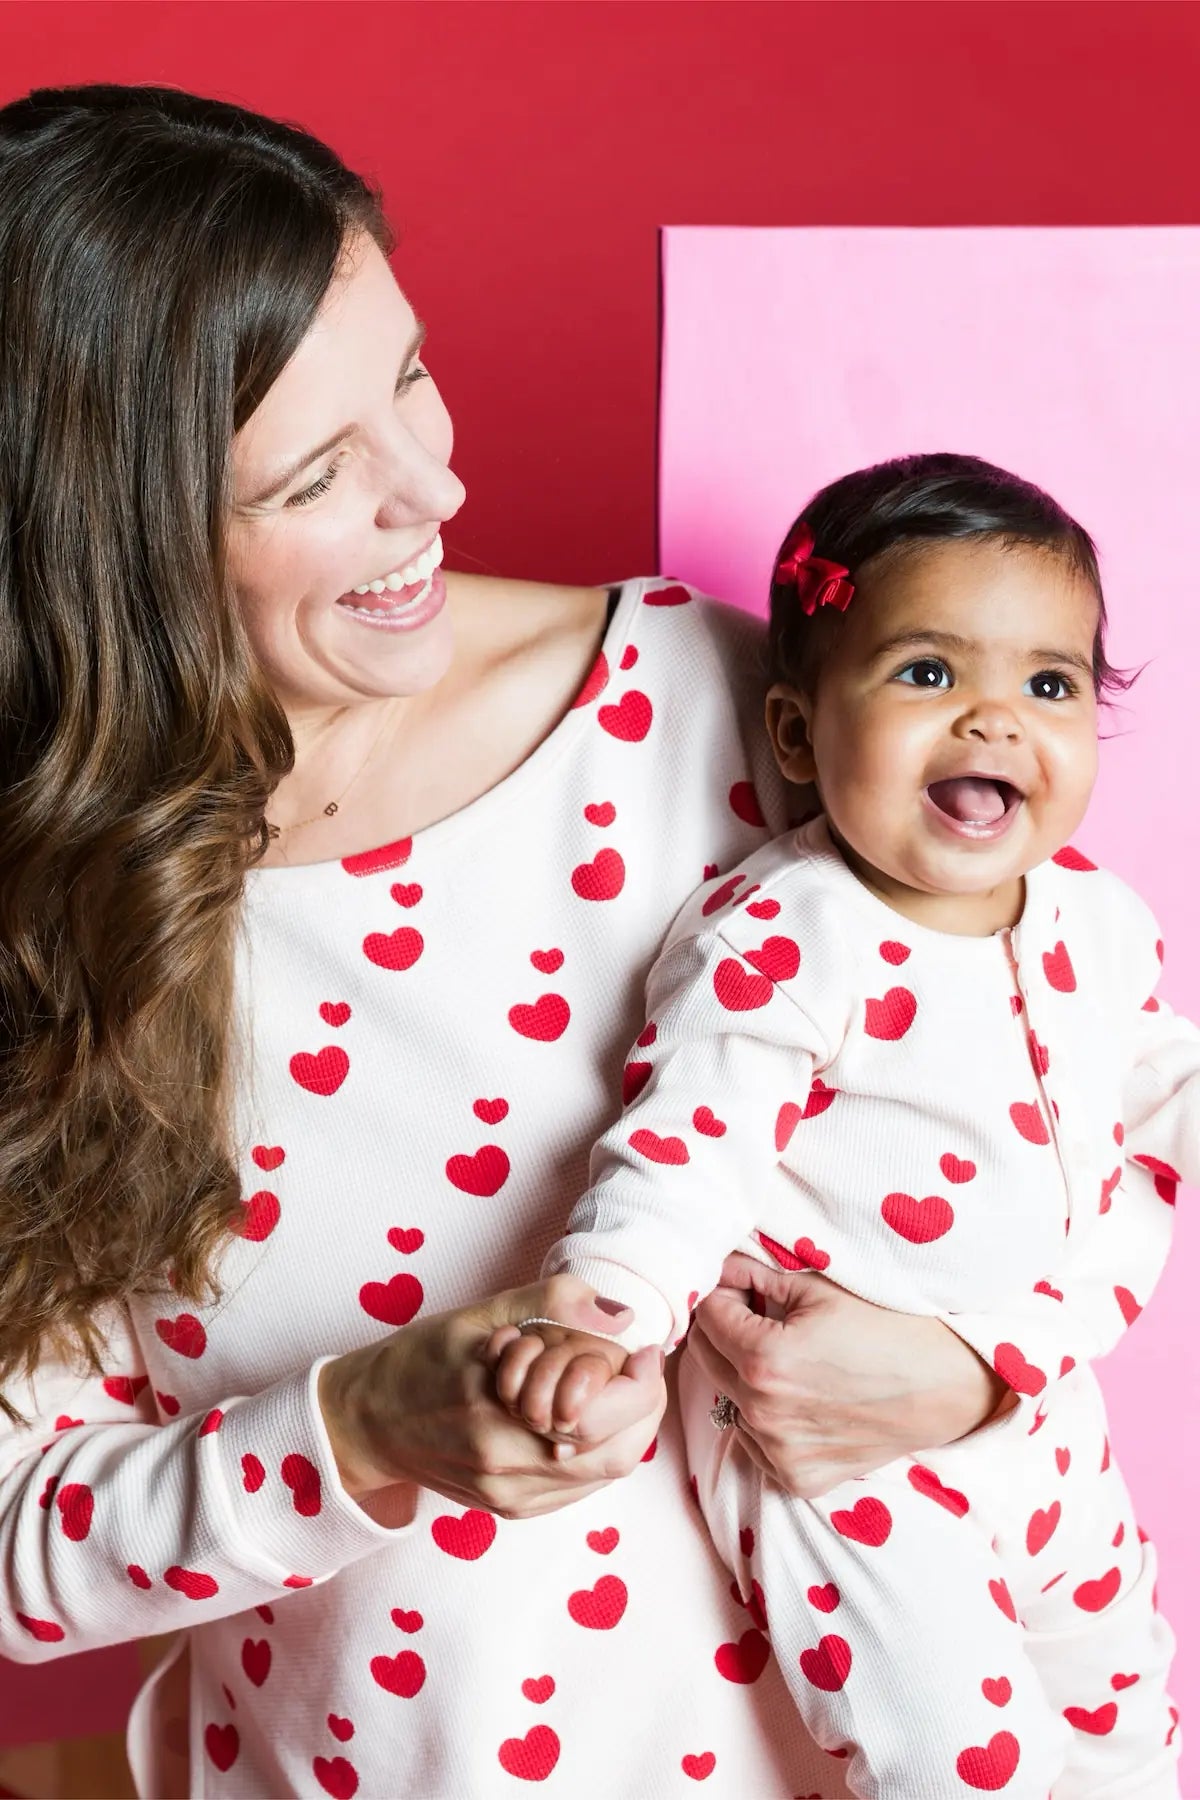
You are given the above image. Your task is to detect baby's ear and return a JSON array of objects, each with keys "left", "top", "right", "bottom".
[{"left": 765, "top": 684, "right": 817, "bottom": 785}]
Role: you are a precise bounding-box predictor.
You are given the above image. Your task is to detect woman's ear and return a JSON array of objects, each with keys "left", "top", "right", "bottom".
[{"left": 765, "top": 683, "right": 818, "bottom": 785}]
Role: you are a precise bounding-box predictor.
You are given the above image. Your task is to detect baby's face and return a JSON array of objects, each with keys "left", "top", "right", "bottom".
[{"left": 787, "top": 538, "right": 1100, "bottom": 923}]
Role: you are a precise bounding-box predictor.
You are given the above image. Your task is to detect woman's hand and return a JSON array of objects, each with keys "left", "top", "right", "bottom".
[
  {"left": 689, "top": 1254, "right": 1009, "bottom": 1498},
  {"left": 317, "top": 1275, "right": 666, "bottom": 1523}
]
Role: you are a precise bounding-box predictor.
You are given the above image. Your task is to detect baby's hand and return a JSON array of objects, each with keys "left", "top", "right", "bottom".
[{"left": 483, "top": 1321, "right": 629, "bottom": 1443}]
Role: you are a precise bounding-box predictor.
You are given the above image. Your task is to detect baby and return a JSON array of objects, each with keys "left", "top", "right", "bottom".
[{"left": 486, "top": 454, "right": 1189, "bottom": 1798}]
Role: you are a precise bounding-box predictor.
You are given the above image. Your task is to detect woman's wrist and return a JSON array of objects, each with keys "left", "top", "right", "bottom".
[{"left": 318, "top": 1347, "right": 393, "bottom": 1501}]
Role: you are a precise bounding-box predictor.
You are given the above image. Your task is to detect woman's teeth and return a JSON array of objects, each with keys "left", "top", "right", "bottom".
[{"left": 350, "top": 533, "right": 443, "bottom": 598}]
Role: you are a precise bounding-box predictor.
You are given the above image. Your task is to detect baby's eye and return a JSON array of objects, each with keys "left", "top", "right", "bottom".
[
  {"left": 1025, "top": 670, "right": 1075, "bottom": 702},
  {"left": 895, "top": 658, "right": 952, "bottom": 690}
]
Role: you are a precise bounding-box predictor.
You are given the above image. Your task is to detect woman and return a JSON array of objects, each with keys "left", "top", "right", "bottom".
[{"left": 0, "top": 85, "right": 1071, "bottom": 1798}]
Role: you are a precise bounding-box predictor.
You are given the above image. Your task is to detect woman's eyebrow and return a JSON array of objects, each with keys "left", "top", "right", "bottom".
[{"left": 241, "top": 321, "right": 427, "bottom": 507}]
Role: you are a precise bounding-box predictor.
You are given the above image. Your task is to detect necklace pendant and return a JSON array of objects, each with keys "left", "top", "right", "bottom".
[{"left": 324, "top": 801, "right": 339, "bottom": 817}]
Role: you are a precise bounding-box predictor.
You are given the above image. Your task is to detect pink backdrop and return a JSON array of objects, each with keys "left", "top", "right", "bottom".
[{"left": 660, "top": 225, "right": 1199, "bottom": 1778}]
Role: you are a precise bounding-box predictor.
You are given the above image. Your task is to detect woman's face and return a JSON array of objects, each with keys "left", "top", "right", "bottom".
[{"left": 228, "top": 233, "right": 466, "bottom": 717}]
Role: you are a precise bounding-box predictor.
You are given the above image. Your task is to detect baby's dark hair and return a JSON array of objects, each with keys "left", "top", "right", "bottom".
[{"left": 767, "top": 452, "right": 1131, "bottom": 699}]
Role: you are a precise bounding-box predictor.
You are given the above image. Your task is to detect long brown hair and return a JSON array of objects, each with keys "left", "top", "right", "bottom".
[{"left": 0, "top": 85, "right": 391, "bottom": 1416}]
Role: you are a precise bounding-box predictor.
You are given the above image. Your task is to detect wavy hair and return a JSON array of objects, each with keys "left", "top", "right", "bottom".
[{"left": 0, "top": 84, "right": 390, "bottom": 1416}]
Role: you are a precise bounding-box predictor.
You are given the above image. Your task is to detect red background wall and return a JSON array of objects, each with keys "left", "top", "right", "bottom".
[{"left": 2, "top": 0, "right": 1199, "bottom": 1754}]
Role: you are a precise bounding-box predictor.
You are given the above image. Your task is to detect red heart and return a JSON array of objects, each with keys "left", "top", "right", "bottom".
[
  {"left": 16, "top": 1612, "right": 65, "bottom": 1642},
  {"left": 522, "top": 1674, "right": 556, "bottom": 1704},
  {"left": 981, "top": 1676, "right": 1012, "bottom": 1707},
  {"left": 571, "top": 848, "right": 625, "bottom": 901},
  {"left": 702, "top": 873, "right": 747, "bottom": 917},
  {"left": 1074, "top": 1567, "right": 1121, "bottom": 1613},
  {"left": 290, "top": 1046, "right": 349, "bottom": 1097},
  {"left": 198, "top": 1409, "right": 224, "bottom": 1437},
  {"left": 1131, "top": 1151, "right": 1180, "bottom": 1204},
  {"left": 939, "top": 1153, "right": 976, "bottom": 1184},
  {"left": 955, "top": 1730, "right": 1020, "bottom": 1790},
  {"left": 693, "top": 1106, "right": 727, "bottom": 1137},
  {"left": 127, "top": 1564, "right": 152, "bottom": 1590},
  {"left": 391, "top": 1608, "right": 423, "bottom": 1632},
  {"left": 530, "top": 948, "right": 564, "bottom": 973},
  {"left": 1034, "top": 1280, "right": 1064, "bottom": 1301},
  {"left": 55, "top": 1482, "right": 94, "bottom": 1542},
  {"left": 281, "top": 1453, "right": 322, "bottom": 1518},
  {"left": 879, "top": 940, "right": 911, "bottom": 965},
  {"left": 801, "top": 1078, "right": 837, "bottom": 1119},
  {"left": 313, "top": 1756, "right": 359, "bottom": 1799},
  {"left": 1055, "top": 1447, "right": 1071, "bottom": 1475},
  {"left": 165, "top": 1565, "right": 219, "bottom": 1600},
  {"left": 363, "top": 927, "right": 424, "bottom": 972},
  {"left": 567, "top": 1574, "right": 627, "bottom": 1629},
  {"left": 1114, "top": 1285, "right": 1141, "bottom": 1326},
  {"left": 370, "top": 1650, "right": 426, "bottom": 1698},
  {"left": 1028, "top": 1032, "right": 1050, "bottom": 1076},
  {"left": 1052, "top": 845, "right": 1096, "bottom": 871},
  {"left": 238, "top": 1190, "right": 280, "bottom": 1243},
  {"left": 156, "top": 1392, "right": 180, "bottom": 1416},
  {"left": 446, "top": 1144, "right": 511, "bottom": 1196},
  {"left": 283, "top": 1575, "right": 314, "bottom": 1589},
  {"left": 509, "top": 994, "right": 570, "bottom": 1041},
  {"left": 774, "top": 1102, "right": 803, "bottom": 1151},
  {"left": 808, "top": 1582, "right": 840, "bottom": 1613},
  {"left": 473, "top": 1097, "right": 509, "bottom": 1125},
  {"left": 864, "top": 987, "right": 917, "bottom": 1039},
  {"left": 1111, "top": 1672, "right": 1139, "bottom": 1691},
  {"left": 1064, "top": 1702, "right": 1118, "bottom": 1735},
  {"left": 252, "top": 1145, "right": 285, "bottom": 1171},
  {"left": 744, "top": 935, "right": 800, "bottom": 983},
  {"left": 712, "top": 957, "right": 774, "bottom": 1013},
  {"left": 498, "top": 1726, "right": 560, "bottom": 1781},
  {"left": 1009, "top": 1100, "right": 1050, "bottom": 1145},
  {"left": 432, "top": 1509, "right": 497, "bottom": 1560},
  {"left": 155, "top": 1315, "right": 207, "bottom": 1359},
  {"left": 1026, "top": 1501, "right": 1061, "bottom": 1556},
  {"left": 791, "top": 1237, "right": 830, "bottom": 1272},
  {"left": 881, "top": 1192, "right": 954, "bottom": 1245},
  {"left": 714, "top": 1627, "right": 769, "bottom": 1684},
  {"left": 799, "top": 1633, "right": 852, "bottom": 1692},
  {"left": 622, "top": 1061, "right": 652, "bottom": 1105},
  {"left": 598, "top": 689, "right": 652, "bottom": 742},
  {"left": 390, "top": 882, "right": 423, "bottom": 908},
  {"left": 241, "top": 1638, "right": 271, "bottom": 1687},
  {"left": 359, "top": 1272, "right": 424, "bottom": 1327},
  {"left": 571, "top": 650, "right": 609, "bottom": 709},
  {"left": 584, "top": 801, "right": 616, "bottom": 827},
  {"left": 681, "top": 1751, "right": 716, "bottom": 1780},
  {"left": 831, "top": 1497, "right": 892, "bottom": 1547},
  {"left": 746, "top": 899, "right": 781, "bottom": 921},
  {"left": 988, "top": 1578, "right": 1017, "bottom": 1622},
  {"left": 341, "top": 838, "right": 411, "bottom": 877},
  {"left": 738, "top": 1526, "right": 755, "bottom": 1558},
  {"left": 103, "top": 1374, "right": 148, "bottom": 1406},
  {"left": 630, "top": 1128, "right": 689, "bottom": 1165},
  {"left": 1010, "top": 994, "right": 1024, "bottom": 1016},
  {"left": 907, "top": 1464, "right": 968, "bottom": 1518},
  {"left": 242, "top": 1454, "right": 265, "bottom": 1493},
  {"left": 587, "top": 1527, "right": 619, "bottom": 1555},
  {"left": 643, "top": 583, "right": 691, "bottom": 607},
  {"left": 1099, "top": 1167, "right": 1121, "bottom": 1213},
  {"left": 205, "top": 1724, "right": 240, "bottom": 1773},
  {"left": 993, "top": 1342, "right": 1047, "bottom": 1396},
  {"left": 637, "top": 1021, "right": 657, "bottom": 1047},
  {"left": 327, "top": 1715, "right": 355, "bottom": 1743},
  {"left": 319, "top": 1001, "right": 351, "bottom": 1028},
  {"left": 387, "top": 1226, "right": 425, "bottom": 1255},
  {"left": 1043, "top": 940, "right": 1077, "bottom": 992},
  {"left": 729, "top": 781, "right": 766, "bottom": 827}
]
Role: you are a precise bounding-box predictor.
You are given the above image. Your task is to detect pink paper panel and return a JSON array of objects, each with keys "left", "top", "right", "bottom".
[{"left": 660, "top": 225, "right": 1199, "bottom": 1774}]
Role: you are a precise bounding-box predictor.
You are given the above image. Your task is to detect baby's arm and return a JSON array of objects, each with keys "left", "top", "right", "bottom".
[{"left": 483, "top": 1321, "right": 630, "bottom": 1445}]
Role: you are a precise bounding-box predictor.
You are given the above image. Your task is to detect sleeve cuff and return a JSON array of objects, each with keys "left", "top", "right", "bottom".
[{"left": 546, "top": 1258, "right": 676, "bottom": 1350}]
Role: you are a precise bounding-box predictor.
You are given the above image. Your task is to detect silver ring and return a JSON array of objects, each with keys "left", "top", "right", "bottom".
[{"left": 709, "top": 1393, "right": 737, "bottom": 1431}]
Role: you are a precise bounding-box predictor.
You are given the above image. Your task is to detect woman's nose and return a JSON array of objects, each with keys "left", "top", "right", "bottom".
[{"left": 374, "top": 438, "right": 466, "bottom": 531}]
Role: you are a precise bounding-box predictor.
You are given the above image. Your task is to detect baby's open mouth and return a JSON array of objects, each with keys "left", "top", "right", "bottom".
[{"left": 925, "top": 776, "right": 1022, "bottom": 827}]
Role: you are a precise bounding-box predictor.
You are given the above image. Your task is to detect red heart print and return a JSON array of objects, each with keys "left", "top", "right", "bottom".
[
  {"left": 446, "top": 1144, "right": 511, "bottom": 1196},
  {"left": 1034, "top": 1280, "right": 1063, "bottom": 1301},
  {"left": 522, "top": 1675, "right": 556, "bottom": 1704},
  {"left": 692, "top": 1106, "right": 727, "bottom": 1137},
  {"left": 598, "top": 689, "right": 652, "bottom": 742},
  {"left": 643, "top": 583, "right": 691, "bottom": 606},
  {"left": 55, "top": 1482, "right": 94, "bottom": 1542},
  {"left": 1055, "top": 1447, "right": 1071, "bottom": 1475},
  {"left": 831, "top": 1497, "right": 892, "bottom": 1547},
  {"left": 587, "top": 1527, "right": 619, "bottom": 1555},
  {"left": 1043, "top": 941, "right": 1076, "bottom": 992},
  {"left": 165, "top": 1565, "right": 219, "bottom": 1600},
  {"left": 498, "top": 1725, "right": 561, "bottom": 1781},
  {"left": 509, "top": 994, "right": 570, "bottom": 1041},
  {"left": 1100, "top": 1436, "right": 1110, "bottom": 1472},
  {"left": 363, "top": 927, "right": 424, "bottom": 972},
  {"left": 571, "top": 650, "right": 609, "bottom": 709},
  {"left": 1064, "top": 1702, "right": 1118, "bottom": 1736},
  {"left": 432, "top": 1509, "right": 497, "bottom": 1560},
  {"left": 993, "top": 1343, "right": 1047, "bottom": 1396},
  {"left": 1074, "top": 1567, "right": 1120, "bottom": 1612},
  {"left": 584, "top": 801, "right": 616, "bottom": 827},
  {"left": 530, "top": 948, "right": 564, "bottom": 973},
  {"left": 737, "top": 1525, "right": 755, "bottom": 1558},
  {"left": 808, "top": 1583, "right": 840, "bottom": 1613},
  {"left": 156, "top": 1392, "right": 179, "bottom": 1416},
  {"left": 1099, "top": 1167, "right": 1121, "bottom": 1213},
  {"left": 1111, "top": 1672, "right": 1139, "bottom": 1691},
  {"left": 982, "top": 1677, "right": 1012, "bottom": 1707},
  {"left": 881, "top": 1192, "right": 954, "bottom": 1245},
  {"left": 16, "top": 1612, "right": 65, "bottom": 1642},
  {"left": 1132, "top": 1152, "right": 1179, "bottom": 1204},
  {"left": 1052, "top": 845, "right": 1096, "bottom": 871},
  {"left": 1115, "top": 1285, "right": 1141, "bottom": 1326},
  {"left": 252, "top": 1145, "right": 285, "bottom": 1172},
  {"left": 728, "top": 781, "right": 766, "bottom": 827},
  {"left": 567, "top": 1574, "right": 627, "bottom": 1629},
  {"left": 198, "top": 1409, "right": 224, "bottom": 1437},
  {"left": 864, "top": 987, "right": 917, "bottom": 1039},
  {"left": 801, "top": 1079, "right": 837, "bottom": 1120},
  {"left": 1112, "top": 1522, "right": 1125, "bottom": 1547},
  {"left": 571, "top": 847, "right": 626, "bottom": 901},
  {"left": 790, "top": 1237, "right": 830, "bottom": 1271},
  {"left": 1026, "top": 1501, "right": 1061, "bottom": 1556},
  {"left": 242, "top": 1454, "right": 265, "bottom": 1493},
  {"left": 238, "top": 1190, "right": 280, "bottom": 1243},
  {"left": 290, "top": 1046, "right": 350, "bottom": 1097},
  {"left": 205, "top": 1724, "right": 239, "bottom": 1773},
  {"left": 241, "top": 1638, "right": 271, "bottom": 1686},
  {"left": 359, "top": 1273, "right": 424, "bottom": 1328},
  {"left": 620, "top": 644, "right": 639, "bottom": 669},
  {"left": 879, "top": 940, "right": 911, "bottom": 965},
  {"left": 955, "top": 1730, "right": 1019, "bottom": 1790},
  {"left": 622, "top": 1061, "right": 652, "bottom": 1105},
  {"left": 390, "top": 882, "right": 423, "bottom": 908},
  {"left": 767, "top": 1106, "right": 801, "bottom": 1156},
  {"left": 391, "top": 1608, "right": 423, "bottom": 1632},
  {"left": 641, "top": 1437, "right": 658, "bottom": 1462},
  {"left": 281, "top": 1453, "right": 321, "bottom": 1517},
  {"left": 681, "top": 1751, "right": 716, "bottom": 1781},
  {"left": 630, "top": 1128, "right": 689, "bottom": 1165},
  {"left": 702, "top": 874, "right": 747, "bottom": 917},
  {"left": 155, "top": 1315, "right": 207, "bottom": 1359},
  {"left": 1028, "top": 1032, "right": 1050, "bottom": 1077},
  {"left": 712, "top": 958, "right": 774, "bottom": 1013},
  {"left": 282, "top": 1575, "right": 314, "bottom": 1590},
  {"left": 127, "top": 1564, "right": 152, "bottom": 1590},
  {"left": 327, "top": 1715, "right": 355, "bottom": 1743},
  {"left": 714, "top": 1627, "right": 769, "bottom": 1684},
  {"left": 370, "top": 1650, "right": 426, "bottom": 1698},
  {"left": 939, "top": 1153, "right": 976, "bottom": 1184},
  {"left": 799, "top": 1633, "right": 852, "bottom": 1692},
  {"left": 907, "top": 1465, "right": 968, "bottom": 1518},
  {"left": 744, "top": 935, "right": 800, "bottom": 983},
  {"left": 474, "top": 1097, "right": 509, "bottom": 1125},
  {"left": 1009, "top": 1101, "right": 1050, "bottom": 1145},
  {"left": 988, "top": 1578, "right": 1017, "bottom": 1622},
  {"left": 313, "top": 1756, "right": 359, "bottom": 1799},
  {"left": 319, "top": 1001, "right": 351, "bottom": 1028},
  {"left": 387, "top": 1226, "right": 425, "bottom": 1255},
  {"left": 54, "top": 1415, "right": 83, "bottom": 1430},
  {"left": 342, "top": 838, "right": 411, "bottom": 877},
  {"left": 1010, "top": 994, "right": 1023, "bottom": 1016},
  {"left": 38, "top": 1476, "right": 58, "bottom": 1510}
]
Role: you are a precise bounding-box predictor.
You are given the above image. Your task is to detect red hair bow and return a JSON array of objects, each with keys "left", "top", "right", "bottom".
[{"left": 774, "top": 522, "right": 854, "bottom": 616}]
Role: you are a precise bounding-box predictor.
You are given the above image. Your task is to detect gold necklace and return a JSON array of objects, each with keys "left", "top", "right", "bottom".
[{"left": 267, "top": 705, "right": 395, "bottom": 839}]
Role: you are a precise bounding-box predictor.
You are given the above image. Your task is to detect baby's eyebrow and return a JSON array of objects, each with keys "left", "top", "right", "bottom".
[{"left": 870, "top": 629, "right": 1093, "bottom": 679}]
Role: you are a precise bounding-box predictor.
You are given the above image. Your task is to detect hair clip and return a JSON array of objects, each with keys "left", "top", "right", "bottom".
[{"left": 774, "top": 521, "right": 854, "bottom": 616}]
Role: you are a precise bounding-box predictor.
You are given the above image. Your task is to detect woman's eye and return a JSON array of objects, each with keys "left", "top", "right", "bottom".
[
  {"left": 1025, "top": 670, "right": 1075, "bottom": 701},
  {"left": 896, "top": 658, "right": 951, "bottom": 690},
  {"left": 287, "top": 464, "right": 340, "bottom": 508}
]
